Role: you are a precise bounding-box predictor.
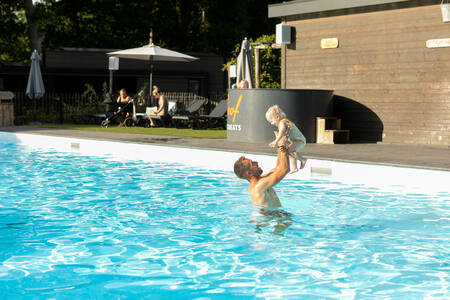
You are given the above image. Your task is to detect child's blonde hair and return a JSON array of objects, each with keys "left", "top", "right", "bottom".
[{"left": 265, "top": 105, "right": 286, "bottom": 122}]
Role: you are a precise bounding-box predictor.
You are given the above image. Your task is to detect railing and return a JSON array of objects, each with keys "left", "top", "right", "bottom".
[{"left": 12, "top": 91, "right": 225, "bottom": 124}]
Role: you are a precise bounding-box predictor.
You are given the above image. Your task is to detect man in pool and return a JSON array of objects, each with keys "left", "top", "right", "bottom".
[{"left": 233, "top": 135, "right": 290, "bottom": 208}]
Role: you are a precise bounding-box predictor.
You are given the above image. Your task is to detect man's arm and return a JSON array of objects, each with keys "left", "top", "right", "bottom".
[
  {"left": 273, "top": 121, "right": 287, "bottom": 146},
  {"left": 256, "top": 143, "right": 290, "bottom": 190}
]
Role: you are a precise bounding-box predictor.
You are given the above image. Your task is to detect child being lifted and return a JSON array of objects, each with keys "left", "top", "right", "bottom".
[{"left": 266, "top": 105, "right": 307, "bottom": 173}]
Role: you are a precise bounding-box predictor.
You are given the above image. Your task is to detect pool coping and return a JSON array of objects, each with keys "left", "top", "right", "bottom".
[
  {"left": 1, "top": 126, "right": 449, "bottom": 172},
  {"left": 2, "top": 130, "right": 449, "bottom": 193}
]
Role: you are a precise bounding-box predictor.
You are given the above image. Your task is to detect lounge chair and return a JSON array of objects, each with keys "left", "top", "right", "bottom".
[
  {"left": 192, "top": 99, "right": 227, "bottom": 129},
  {"left": 71, "top": 113, "right": 106, "bottom": 124},
  {"left": 139, "top": 100, "right": 178, "bottom": 127},
  {"left": 171, "top": 99, "right": 206, "bottom": 128}
]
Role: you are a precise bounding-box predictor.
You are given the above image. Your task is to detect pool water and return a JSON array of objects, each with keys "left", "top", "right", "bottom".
[{"left": 0, "top": 141, "right": 449, "bottom": 299}]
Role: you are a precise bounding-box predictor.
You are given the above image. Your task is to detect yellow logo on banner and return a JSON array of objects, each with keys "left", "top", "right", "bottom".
[{"left": 227, "top": 94, "right": 242, "bottom": 123}]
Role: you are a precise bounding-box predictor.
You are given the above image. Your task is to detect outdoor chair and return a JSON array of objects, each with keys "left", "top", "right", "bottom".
[
  {"left": 71, "top": 113, "right": 107, "bottom": 124},
  {"left": 171, "top": 99, "right": 206, "bottom": 128},
  {"left": 141, "top": 100, "right": 178, "bottom": 127},
  {"left": 192, "top": 99, "right": 227, "bottom": 130}
]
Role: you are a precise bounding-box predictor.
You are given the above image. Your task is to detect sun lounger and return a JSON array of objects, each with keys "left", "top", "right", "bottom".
[
  {"left": 171, "top": 99, "right": 206, "bottom": 128},
  {"left": 71, "top": 113, "right": 106, "bottom": 124},
  {"left": 192, "top": 99, "right": 227, "bottom": 129}
]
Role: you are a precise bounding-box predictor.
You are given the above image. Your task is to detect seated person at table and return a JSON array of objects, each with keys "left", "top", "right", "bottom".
[{"left": 148, "top": 85, "right": 168, "bottom": 127}]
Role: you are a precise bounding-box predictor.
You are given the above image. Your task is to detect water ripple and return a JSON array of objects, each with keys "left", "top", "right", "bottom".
[{"left": 0, "top": 144, "right": 448, "bottom": 298}]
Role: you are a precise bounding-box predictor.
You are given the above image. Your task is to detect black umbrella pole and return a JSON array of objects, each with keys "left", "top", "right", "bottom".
[
  {"left": 149, "top": 72, "right": 153, "bottom": 106},
  {"left": 33, "top": 98, "right": 37, "bottom": 121},
  {"left": 59, "top": 97, "right": 63, "bottom": 124},
  {"left": 149, "top": 57, "right": 153, "bottom": 107}
]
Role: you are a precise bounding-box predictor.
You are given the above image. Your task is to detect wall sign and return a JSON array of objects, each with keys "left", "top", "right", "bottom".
[
  {"left": 321, "top": 38, "right": 339, "bottom": 49},
  {"left": 426, "top": 38, "right": 450, "bottom": 48}
]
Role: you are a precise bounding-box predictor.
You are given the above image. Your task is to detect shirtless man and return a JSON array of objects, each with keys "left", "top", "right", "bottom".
[{"left": 233, "top": 136, "right": 290, "bottom": 208}]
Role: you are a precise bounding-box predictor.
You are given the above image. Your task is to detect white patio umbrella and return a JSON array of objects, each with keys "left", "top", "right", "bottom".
[
  {"left": 107, "top": 42, "right": 198, "bottom": 105},
  {"left": 26, "top": 49, "right": 45, "bottom": 121},
  {"left": 236, "top": 37, "right": 254, "bottom": 88}
]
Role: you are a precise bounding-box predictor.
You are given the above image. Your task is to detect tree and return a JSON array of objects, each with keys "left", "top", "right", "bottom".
[
  {"left": 24, "top": 0, "right": 44, "bottom": 54},
  {"left": 0, "top": 0, "right": 29, "bottom": 61},
  {"left": 226, "top": 34, "right": 281, "bottom": 88},
  {"left": 1, "top": 0, "right": 285, "bottom": 63}
]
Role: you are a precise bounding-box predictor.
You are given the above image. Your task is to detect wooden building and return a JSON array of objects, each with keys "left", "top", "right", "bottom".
[
  {"left": 0, "top": 47, "right": 225, "bottom": 97},
  {"left": 268, "top": 0, "right": 450, "bottom": 145}
]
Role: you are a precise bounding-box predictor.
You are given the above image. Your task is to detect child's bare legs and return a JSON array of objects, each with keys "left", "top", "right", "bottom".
[
  {"left": 288, "top": 140, "right": 307, "bottom": 172},
  {"left": 289, "top": 151, "right": 307, "bottom": 173},
  {"left": 298, "top": 153, "right": 307, "bottom": 169},
  {"left": 289, "top": 153, "right": 299, "bottom": 173}
]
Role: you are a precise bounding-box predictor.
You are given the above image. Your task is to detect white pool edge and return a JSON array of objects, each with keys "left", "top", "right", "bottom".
[{"left": 2, "top": 132, "right": 449, "bottom": 193}]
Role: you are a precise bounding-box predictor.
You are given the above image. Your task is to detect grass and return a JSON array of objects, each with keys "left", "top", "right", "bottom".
[{"left": 38, "top": 124, "right": 227, "bottom": 139}]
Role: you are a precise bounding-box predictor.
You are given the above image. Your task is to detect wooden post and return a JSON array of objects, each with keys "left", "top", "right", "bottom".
[
  {"left": 227, "top": 62, "right": 231, "bottom": 89},
  {"left": 251, "top": 42, "right": 281, "bottom": 88},
  {"left": 281, "top": 18, "right": 287, "bottom": 89},
  {"left": 281, "top": 43, "right": 286, "bottom": 89},
  {"left": 109, "top": 70, "right": 113, "bottom": 95},
  {"left": 254, "top": 48, "right": 260, "bottom": 88},
  {"left": 59, "top": 95, "right": 63, "bottom": 124}
]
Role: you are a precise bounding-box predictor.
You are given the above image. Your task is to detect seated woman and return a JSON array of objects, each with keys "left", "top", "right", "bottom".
[
  {"left": 116, "top": 88, "right": 131, "bottom": 126},
  {"left": 149, "top": 85, "right": 168, "bottom": 127}
]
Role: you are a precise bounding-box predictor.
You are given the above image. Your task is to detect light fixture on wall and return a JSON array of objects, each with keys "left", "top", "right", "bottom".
[
  {"left": 276, "top": 23, "right": 291, "bottom": 44},
  {"left": 108, "top": 57, "right": 119, "bottom": 70},
  {"left": 108, "top": 56, "right": 119, "bottom": 95}
]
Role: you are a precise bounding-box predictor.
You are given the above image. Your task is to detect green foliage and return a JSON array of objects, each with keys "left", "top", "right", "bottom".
[
  {"left": 1, "top": 0, "right": 285, "bottom": 63},
  {"left": 226, "top": 34, "right": 281, "bottom": 88},
  {"left": 81, "top": 83, "right": 97, "bottom": 105},
  {"left": 253, "top": 34, "right": 281, "bottom": 89},
  {"left": 0, "top": 1, "right": 29, "bottom": 61},
  {"left": 25, "top": 108, "right": 61, "bottom": 124},
  {"left": 136, "top": 82, "right": 149, "bottom": 106},
  {"left": 102, "top": 82, "right": 109, "bottom": 100}
]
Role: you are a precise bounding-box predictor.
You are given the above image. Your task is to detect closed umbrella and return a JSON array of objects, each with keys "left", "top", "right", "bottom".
[
  {"left": 108, "top": 42, "right": 198, "bottom": 105},
  {"left": 26, "top": 49, "right": 45, "bottom": 121},
  {"left": 236, "top": 38, "right": 254, "bottom": 88}
]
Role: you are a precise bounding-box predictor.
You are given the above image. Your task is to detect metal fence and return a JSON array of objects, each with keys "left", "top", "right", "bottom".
[{"left": 12, "top": 91, "right": 226, "bottom": 124}]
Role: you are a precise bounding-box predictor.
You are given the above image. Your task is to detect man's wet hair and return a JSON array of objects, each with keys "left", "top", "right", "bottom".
[{"left": 234, "top": 156, "right": 248, "bottom": 179}]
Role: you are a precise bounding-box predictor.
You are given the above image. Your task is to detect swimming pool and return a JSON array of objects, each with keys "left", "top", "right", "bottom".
[{"left": 0, "top": 132, "right": 449, "bottom": 299}]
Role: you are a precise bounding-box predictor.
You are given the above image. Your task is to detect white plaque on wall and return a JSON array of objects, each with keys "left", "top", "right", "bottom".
[
  {"left": 321, "top": 38, "right": 339, "bottom": 49},
  {"left": 426, "top": 38, "right": 450, "bottom": 48}
]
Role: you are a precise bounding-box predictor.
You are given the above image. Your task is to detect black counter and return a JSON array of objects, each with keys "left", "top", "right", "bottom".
[{"left": 227, "top": 89, "right": 334, "bottom": 143}]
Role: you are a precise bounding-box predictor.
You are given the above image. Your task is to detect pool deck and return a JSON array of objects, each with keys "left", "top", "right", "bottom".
[{"left": 1, "top": 126, "right": 450, "bottom": 171}]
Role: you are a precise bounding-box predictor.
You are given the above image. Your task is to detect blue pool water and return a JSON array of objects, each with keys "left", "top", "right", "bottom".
[{"left": 0, "top": 140, "right": 449, "bottom": 299}]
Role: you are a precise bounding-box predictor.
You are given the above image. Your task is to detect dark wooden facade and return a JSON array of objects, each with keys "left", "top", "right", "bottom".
[
  {"left": 1, "top": 48, "right": 225, "bottom": 97},
  {"left": 271, "top": 0, "right": 450, "bottom": 145}
]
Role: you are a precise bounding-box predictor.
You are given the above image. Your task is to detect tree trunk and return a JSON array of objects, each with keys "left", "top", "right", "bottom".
[{"left": 24, "top": 0, "right": 44, "bottom": 53}]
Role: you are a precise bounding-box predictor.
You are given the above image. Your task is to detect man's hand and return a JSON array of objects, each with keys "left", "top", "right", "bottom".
[{"left": 269, "top": 140, "right": 277, "bottom": 148}]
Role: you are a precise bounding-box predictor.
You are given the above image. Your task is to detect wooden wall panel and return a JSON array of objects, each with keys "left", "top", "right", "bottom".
[{"left": 286, "top": 4, "right": 450, "bottom": 145}]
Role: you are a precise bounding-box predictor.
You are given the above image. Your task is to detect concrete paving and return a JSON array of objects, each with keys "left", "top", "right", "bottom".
[{"left": 1, "top": 126, "right": 449, "bottom": 171}]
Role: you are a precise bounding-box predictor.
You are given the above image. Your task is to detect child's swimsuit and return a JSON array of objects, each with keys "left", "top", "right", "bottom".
[{"left": 281, "top": 118, "right": 306, "bottom": 152}]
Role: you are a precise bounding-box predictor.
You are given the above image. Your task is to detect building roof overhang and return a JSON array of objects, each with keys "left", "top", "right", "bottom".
[{"left": 268, "top": 0, "right": 411, "bottom": 18}]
